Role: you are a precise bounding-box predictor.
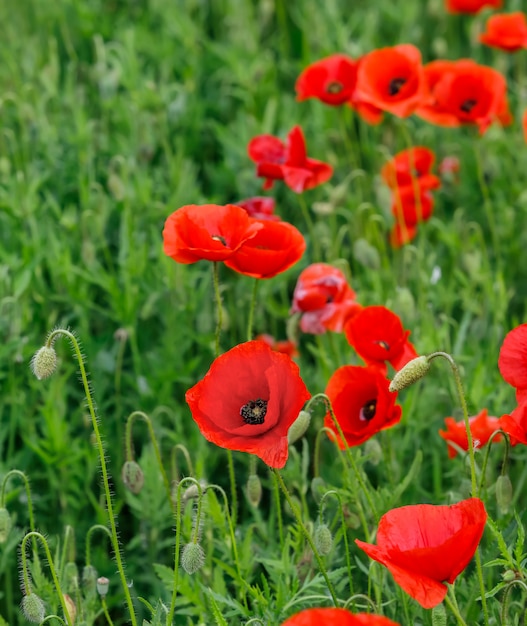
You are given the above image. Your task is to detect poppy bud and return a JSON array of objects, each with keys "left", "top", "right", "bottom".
[
  {"left": 0, "top": 508, "right": 12, "bottom": 543},
  {"left": 431, "top": 603, "right": 447, "bottom": 626},
  {"left": 181, "top": 542, "right": 205, "bottom": 574},
  {"left": 502, "top": 569, "right": 517, "bottom": 582},
  {"left": 63, "top": 561, "right": 79, "bottom": 593},
  {"left": 121, "top": 460, "right": 145, "bottom": 495},
  {"left": 288, "top": 410, "right": 311, "bottom": 444},
  {"left": 314, "top": 523, "right": 333, "bottom": 556},
  {"left": 246, "top": 474, "right": 262, "bottom": 507},
  {"left": 82, "top": 565, "right": 98, "bottom": 591},
  {"left": 389, "top": 355, "right": 430, "bottom": 392},
  {"left": 364, "top": 438, "right": 383, "bottom": 466},
  {"left": 310, "top": 477, "right": 326, "bottom": 504},
  {"left": 63, "top": 594, "right": 77, "bottom": 624},
  {"left": 96, "top": 576, "right": 110, "bottom": 597},
  {"left": 30, "top": 345, "right": 57, "bottom": 380},
  {"left": 20, "top": 593, "right": 46, "bottom": 623},
  {"left": 353, "top": 238, "right": 381, "bottom": 270},
  {"left": 496, "top": 475, "right": 513, "bottom": 514}
]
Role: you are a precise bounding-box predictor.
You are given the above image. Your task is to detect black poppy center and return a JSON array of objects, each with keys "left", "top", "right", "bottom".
[
  {"left": 360, "top": 399, "right": 377, "bottom": 421},
  {"left": 211, "top": 234, "right": 227, "bottom": 246},
  {"left": 388, "top": 77, "right": 406, "bottom": 96},
  {"left": 326, "top": 81, "right": 344, "bottom": 94},
  {"left": 241, "top": 399, "right": 268, "bottom": 425},
  {"left": 460, "top": 98, "right": 477, "bottom": 113}
]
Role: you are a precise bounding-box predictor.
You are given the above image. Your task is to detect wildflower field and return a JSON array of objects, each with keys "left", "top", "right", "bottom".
[{"left": 3, "top": 0, "right": 527, "bottom": 624}]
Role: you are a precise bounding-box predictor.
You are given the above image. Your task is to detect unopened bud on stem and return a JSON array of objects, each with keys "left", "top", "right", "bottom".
[
  {"left": 30, "top": 345, "right": 57, "bottom": 380},
  {"left": 389, "top": 356, "right": 430, "bottom": 392},
  {"left": 20, "top": 593, "right": 46, "bottom": 623}
]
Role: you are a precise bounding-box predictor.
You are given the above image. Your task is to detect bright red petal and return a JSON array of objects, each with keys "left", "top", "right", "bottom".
[{"left": 498, "top": 324, "right": 527, "bottom": 389}]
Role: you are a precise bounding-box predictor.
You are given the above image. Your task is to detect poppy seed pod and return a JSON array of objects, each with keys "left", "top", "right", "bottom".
[
  {"left": 96, "top": 576, "right": 110, "bottom": 597},
  {"left": 20, "top": 594, "right": 46, "bottom": 623},
  {"left": 389, "top": 355, "right": 430, "bottom": 392},
  {"left": 181, "top": 542, "right": 205, "bottom": 575},
  {"left": 121, "top": 460, "right": 145, "bottom": 495},
  {"left": 30, "top": 345, "right": 57, "bottom": 380},
  {"left": 0, "top": 508, "right": 12, "bottom": 543},
  {"left": 246, "top": 474, "right": 262, "bottom": 508}
]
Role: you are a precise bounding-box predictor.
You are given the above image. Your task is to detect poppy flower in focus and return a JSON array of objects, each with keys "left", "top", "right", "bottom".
[
  {"left": 498, "top": 323, "right": 527, "bottom": 403},
  {"left": 225, "top": 219, "right": 306, "bottom": 279},
  {"left": 185, "top": 340, "right": 310, "bottom": 468},
  {"left": 355, "top": 498, "right": 487, "bottom": 609},
  {"left": 381, "top": 147, "right": 441, "bottom": 192},
  {"left": 291, "top": 263, "right": 362, "bottom": 334},
  {"left": 163, "top": 204, "right": 263, "bottom": 264},
  {"left": 445, "top": 0, "right": 502, "bottom": 13},
  {"left": 354, "top": 44, "right": 428, "bottom": 118},
  {"left": 255, "top": 334, "right": 299, "bottom": 359},
  {"left": 480, "top": 12, "right": 527, "bottom": 52},
  {"left": 324, "top": 365, "right": 402, "bottom": 447},
  {"left": 416, "top": 59, "right": 508, "bottom": 134},
  {"left": 439, "top": 409, "right": 502, "bottom": 458},
  {"left": 296, "top": 54, "right": 358, "bottom": 106},
  {"left": 499, "top": 402, "right": 527, "bottom": 445},
  {"left": 247, "top": 125, "right": 333, "bottom": 192},
  {"left": 344, "top": 306, "right": 418, "bottom": 374},
  {"left": 281, "top": 608, "right": 401, "bottom": 626},
  {"left": 237, "top": 196, "right": 280, "bottom": 221}
]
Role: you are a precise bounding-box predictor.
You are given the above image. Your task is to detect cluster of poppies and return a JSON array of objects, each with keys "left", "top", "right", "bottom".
[{"left": 380, "top": 147, "right": 441, "bottom": 246}]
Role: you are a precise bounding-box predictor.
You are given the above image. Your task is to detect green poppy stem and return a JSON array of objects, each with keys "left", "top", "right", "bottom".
[{"left": 247, "top": 278, "right": 259, "bottom": 341}]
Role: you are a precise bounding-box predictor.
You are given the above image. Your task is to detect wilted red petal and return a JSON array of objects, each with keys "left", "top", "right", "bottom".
[
  {"left": 355, "top": 498, "right": 487, "bottom": 608},
  {"left": 185, "top": 341, "right": 310, "bottom": 468},
  {"left": 324, "top": 365, "right": 402, "bottom": 447}
]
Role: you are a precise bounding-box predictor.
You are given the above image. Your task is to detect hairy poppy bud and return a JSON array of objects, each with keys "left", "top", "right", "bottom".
[
  {"left": 30, "top": 345, "right": 57, "bottom": 380},
  {"left": 181, "top": 542, "right": 205, "bottom": 574},
  {"left": 96, "top": 576, "right": 110, "bottom": 597},
  {"left": 121, "top": 461, "right": 145, "bottom": 494},
  {"left": 496, "top": 475, "right": 513, "bottom": 514},
  {"left": 314, "top": 523, "right": 333, "bottom": 556},
  {"left": 364, "top": 438, "right": 383, "bottom": 466},
  {"left": 63, "top": 562, "right": 79, "bottom": 593},
  {"left": 431, "top": 603, "right": 447, "bottom": 626},
  {"left": 82, "top": 565, "right": 98, "bottom": 591},
  {"left": 63, "top": 594, "right": 77, "bottom": 624},
  {"left": 288, "top": 410, "right": 311, "bottom": 444},
  {"left": 246, "top": 474, "right": 262, "bottom": 507},
  {"left": 389, "top": 355, "right": 430, "bottom": 392},
  {"left": 0, "top": 508, "right": 12, "bottom": 543},
  {"left": 20, "top": 593, "right": 46, "bottom": 623},
  {"left": 502, "top": 569, "right": 517, "bottom": 582}
]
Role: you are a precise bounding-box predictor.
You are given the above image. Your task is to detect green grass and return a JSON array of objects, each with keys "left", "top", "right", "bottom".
[{"left": 1, "top": 0, "right": 527, "bottom": 624}]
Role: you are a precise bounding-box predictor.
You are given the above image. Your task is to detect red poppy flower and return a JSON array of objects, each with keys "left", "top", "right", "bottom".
[
  {"left": 163, "top": 204, "right": 263, "bottom": 264},
  {"left": 389, "top": 222, "right": 418, "bottom": 248},
  {"left": 355, "top": 498, "right": 487, "bottom": 609},
  {"left": 391, "top": 186, "right": 435, "bottom": 227},
  {"left": 344, "top": 306, "right": 418, "bottom": 374},
  {"left": 247, "top": 126, "right": 333, "bottom": 192},
  {"left": 291, "top": 263, "right": 362, "bottom": 334},
  {"left": 324, "top": 365, "right": 402, "bottom": 447},
  {"left": 445, "top": 0, "right": 502, "bottom": 13},
  {"left": 185, "top": 340, "right": 310, "bottom": 468},
  {"left": 281, "top": 608, "right": 400, "bottom": 626},
  {"left": 416, "top": 59, "right": 508, "bottom": 134},
  {"left": 499, "top": 401, "right": 527, "bottom": 445},
  {"left": 354, "top": 44, "right": 428, "bottom": 118},
  {"left": 439, "top": 409, "right": 502, "bottom": 458},
  {"left": 236, "top": 197, "right": 280, "bottom": 221},
  {"left": 255, "top": 334, "right": 299, "bottom": 359},
  {"left": 498, "top": 323, "right": 527, "bottom": 402},
  {"left": 381, "top": 147, "right": 441, "bottom": 192},
  {"left": 296, "top": 54, "right": 359, "bottom": 106},
  {"left": 480, "top": 12, "right": 527, "bottom": 51},
  {"left": 224, "top": 219, "right": 306, "bottom": 279}
]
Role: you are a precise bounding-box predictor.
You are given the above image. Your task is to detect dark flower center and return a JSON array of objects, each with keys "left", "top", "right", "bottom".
[
  {"left": 460, "top": 99, "right": 477, "bottom": 114},
  {"left": 241, "top": 399, "right": 268, "bottom": 425},
  {"left": 211, "top": 235, "right": 227, "bottom": 245},
  {"left": 388, "top": 77, "right": 406, "bottom": 96},
  {"left": 360, "top": 399, "right": 377, "bottom": 421},
  {"left": 326, "top": 81, "right": 344, "bottom": 94}
]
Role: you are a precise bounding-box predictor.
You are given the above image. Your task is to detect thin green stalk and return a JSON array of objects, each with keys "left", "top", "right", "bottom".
[
  {"left": 272, "top": 470, "right": 285, "bottom": 549},
  {"left": 0, "top": 469, "right": 38, "bottom": 557},
  {"left": 478, "top": 429, "right": 508, "bottom": 495},
  {"left": 501, "top": 579, "right": 527, "bottom": 625},
  {"left": 474, "top": 144, "right": 500, "bottom": 269},
  {"left": 212, "top": 261, "right": 223, "bottom": 355},
  {"left": 20, "top": 532, "right": 73, "bottom": 626},
  {"left": 125, "top": 411, "right": 174, "bottom": 514},
  {"left": 246, "top": 278, "right": 259, "bottom": 341},
  {"left": 41, "top": 617, "right": 67, "bottom": 626},
  {"left": 272, "top": 468, "right": 339, "bottom": 606},
  {"left": 41, "top": 329, "right": 137, "bottom": 626},
  {"left": 297, "top": 194, "right": 321, "bottom": 260},
  {"left": 170, "top": 444, "right": 194, "bottom": 484},
  {"left": 227, "top": 449, "right": 238, "bottom": 527},
  {"left": 85, "top": 524, "right": 113, "bottom": 567},
  {"left": 101, "top": 597, "right": 115, "bottom": 626},
  {"left": 445, "top": 588, "right": 468, "bottom": 626}
]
